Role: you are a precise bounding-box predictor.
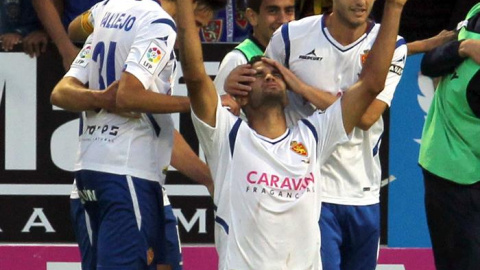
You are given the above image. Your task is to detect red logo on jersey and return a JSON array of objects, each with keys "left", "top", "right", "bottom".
[
  {"left": 201, "top": 19, "right": 223, "bottom": 42},
  {"left": 290, "top": 141, "right": 308, "bottom": 156},
  {"left": 235, "top": 10, "right": 248, "bottom": 29},
  {"left": 361, "top": 50, "right": 370, "bottom": 65}
]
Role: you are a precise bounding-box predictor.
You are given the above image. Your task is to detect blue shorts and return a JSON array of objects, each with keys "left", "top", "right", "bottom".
[
  {"left": 319, "top": 203, "right": 380, "bottom": 270},
  {"left": 162, "top": 202, "right": 183, "bottom": 270},
  {"left": 71, "top": 197, "right": 95, "bottom": 270},
  {"left": 75, "top": 170, "right": 165, "bottom": 270}
]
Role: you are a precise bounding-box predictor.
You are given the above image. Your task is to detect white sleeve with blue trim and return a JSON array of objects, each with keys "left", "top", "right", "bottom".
[
  {"left": 124, "top": 15, "right": 177, "bottom": 90},
  {"left": 376, "top": 36, "right": 407, "bottom": 106}
]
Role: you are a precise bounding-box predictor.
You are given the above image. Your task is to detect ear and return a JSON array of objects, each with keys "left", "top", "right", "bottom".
[{"left": 245, "top": 8, "right": 258, "bottom": 27}]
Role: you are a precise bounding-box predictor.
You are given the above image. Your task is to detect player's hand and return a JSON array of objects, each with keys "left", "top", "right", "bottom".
[
  {"left": 1, "top": 33, "right": 22, "bottom": 51},
  {"left": 22, "top": 30, "right": 48, "bottom": 58},
  {"left": 261, "top": 57, "right": 307, "bottom": 94},
  {"left": 224, "top": 64, "right": 256, "bottom": 96},
  {"left": 220, "top": 94, "right": 241, "bottom": 116},
  {"left": 100, "top": 81, "right": 140, "bottom": 118}
]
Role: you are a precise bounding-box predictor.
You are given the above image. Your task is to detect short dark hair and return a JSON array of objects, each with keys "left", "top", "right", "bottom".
[
  {"left": 246, "top": 0, "right": 262, "bottom": 13},
  {"left": 197, "top": 0, "right": 228, "bottom": 11},
  {"left": 248, "top": 55, "right": 264, "bottom": 65}
]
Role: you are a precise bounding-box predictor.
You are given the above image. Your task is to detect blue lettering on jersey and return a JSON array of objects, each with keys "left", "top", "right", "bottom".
[{"left": 100, "top": 12, "right": 136, "bottom": 31}]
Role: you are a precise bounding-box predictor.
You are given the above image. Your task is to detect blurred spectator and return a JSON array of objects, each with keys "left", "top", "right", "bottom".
[
  {"left": 372, "top": 0, "right": 477, "bottom": 42},
  {"left": 296, "top": 0, "right": 332, "bottom": 18},
  {"left": 200, "top": 0, "right": 251, "bottom": 42},
  {"left": 32, "top": 0, "right": 101, "bottom": 70},
  {"left": 0, "top": 0, "right": 48, "bottom": 56}
]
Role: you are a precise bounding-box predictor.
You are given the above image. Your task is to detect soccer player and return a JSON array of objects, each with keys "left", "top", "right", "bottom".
[
  {"left": 213, "top": 0, "right": 295, "bottom": 96},
  {"left": 50, "top": 0, "right": 226, "bottom": 269},
  {"left": 260, "top": 1, "right": 407, "bottom": 269},
  {"left": 176, "top": 0, "right": 406, "bottom": 268}
]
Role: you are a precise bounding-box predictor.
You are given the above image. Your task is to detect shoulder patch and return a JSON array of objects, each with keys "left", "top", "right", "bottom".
[
  {"left": 139, "top": 40, "right": 166, "bottom": 74},
  {"left": 72, "top": 43, "right": 93, "bottom": 68}
]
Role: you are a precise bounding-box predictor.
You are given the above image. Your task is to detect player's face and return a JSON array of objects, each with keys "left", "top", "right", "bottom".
[
  {"left": 333, "top": 0, "right": 375, "bottom": 28},
  {"left": 193, "top": 6, "right": 215, "bottom": 32},
  {"left": 248, "top": 0, "right": 295, "bottom": 46},
  {"left": 248, "top": 60, "right": 288, "bottom": 107}
]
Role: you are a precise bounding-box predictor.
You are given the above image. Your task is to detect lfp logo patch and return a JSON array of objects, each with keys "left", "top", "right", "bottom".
[
  {"left": 140, "top": 41, "right": 165, "bottom": 74},
  {"left": 147, "top": 47, "right": 162, "bottom": 63},
  {"left": 73, "top": 44, "right": 92, "bottom": 67}
]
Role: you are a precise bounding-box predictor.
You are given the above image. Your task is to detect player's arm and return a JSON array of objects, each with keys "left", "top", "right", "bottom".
[
  {"left": 116, "top": 72, "right": 190, "bottom": 113},
  {"left": 177, "top": 0, "right": 218, "bottom": 127},
  {"left": 407, "top": 30, "right": 456, "bottom": 56},
  {"left": 171, "top": 130, "right": 214, "bottom": 196},
  {"left": 421, "top": 39, "right": 480, "bottom": 77},
  {"left": 51, "top": 77, "right": 118, "bottom": 112},
  {"left": 341, "top": 0, "right": 406, "bottom": 134}
]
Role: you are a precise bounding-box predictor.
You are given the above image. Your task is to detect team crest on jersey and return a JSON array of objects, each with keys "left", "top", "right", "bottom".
[
  {"left": 73, "top": 44, "right": 92, "bottom": 67},
  {"left": 201, "top": 19, "right": 223, "bottom": 42},
  {"left": 235, "top": 9, "right": 248, "bottom": 29},
  {"left": 290, "top": 141, "right": 308, "bottom": 156},
  {"left": 360, "top": 50, "right": 370, "bottom": 65},
  {"left": 147, "top": 248, "right": 154, "bottom": 265},
  {"left": 140, "top": 41, "right": 165, "bottom": 74}
]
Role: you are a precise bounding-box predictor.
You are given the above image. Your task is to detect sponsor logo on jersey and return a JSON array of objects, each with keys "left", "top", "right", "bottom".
[
  {"left": 361, "top": 50, "right": 370, "bottom": 65},
  {"left": 290, "top": 141, "right": 308, "bottom": 156},
  {"left": 389, "top": 64, "right": 404, "bottom": 75},
  {"left": 299, "top": 49, "right": 322, "bottom": 61},
  {"left": 73, "top": 44, "right": 92, "bottom": 67},
  {"left": 140, "top": 41, "right": 165, "bottom": 74},
  {"left": 201, "top": 19, "right": 223, "bottom": 42},
  {"left": 245, "top": 171, "right": 316, "bottom": 198}
]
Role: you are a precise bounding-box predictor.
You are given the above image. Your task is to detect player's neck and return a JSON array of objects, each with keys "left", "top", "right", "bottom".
[
  {"left": 325, "top": 13, "right": 369, "bottom": 46},
  {"left": 247, "top": 107, "right": 288, "bottom": 139},
  {"left": 252, "top": 31, "right": 269, "bottom": 48}
]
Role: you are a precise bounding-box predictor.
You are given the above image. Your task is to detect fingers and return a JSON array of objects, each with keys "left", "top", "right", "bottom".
[
  {"left": 220, "top": 94, "right": 241, "bottom": 116},
  {"left": 1, "top": 34, "right": 21, "bottom": 51},
  {"left": 224, "top": 64, "right": 256, "bottom": 96}
]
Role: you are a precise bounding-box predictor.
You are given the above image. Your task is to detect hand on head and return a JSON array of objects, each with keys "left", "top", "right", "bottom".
[{"left": 224, "top": 64, "right": 256, "bottom": 96}]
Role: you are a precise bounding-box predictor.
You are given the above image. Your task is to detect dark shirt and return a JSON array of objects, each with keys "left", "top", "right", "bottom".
[{"left": 0, "top": 0, "right": 42, "bottom": 36}]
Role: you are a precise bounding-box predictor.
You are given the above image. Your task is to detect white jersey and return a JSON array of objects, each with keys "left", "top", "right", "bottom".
[
  {"left": 192, "top": 98, "right": 348, "bottom": 270},
  {"left": 266, "top": 15, "right": 407, "bottom": 205},
  {"left": 65, "top": 0, "right": 177, "bottom": 183}
]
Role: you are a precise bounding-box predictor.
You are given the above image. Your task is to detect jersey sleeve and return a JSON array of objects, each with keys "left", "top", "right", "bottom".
[
  {"left": 376, "top": 37, "right": 408, "bottom": 106},
  {"left": 191, "top": 97, "right": 239, "bottom": 181},
  {"left": 305, "top": 100, "right": 349, "bottom": 163},
  {"left": 265, "top": 26, "right": 287, "bottom": 65},
  {"left": 124, "top": 16, "right": 177, "bottom": 89},
  {"left": 214, "top": 50, "right": 248, "bottom": 95},
  {"left": 64, "top": 35, "right": 94, "bottom": 84}
]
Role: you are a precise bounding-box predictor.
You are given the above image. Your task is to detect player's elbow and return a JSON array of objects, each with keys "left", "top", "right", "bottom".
[{"left": 361, "top": 76, "right": 386, "bottom": 96}]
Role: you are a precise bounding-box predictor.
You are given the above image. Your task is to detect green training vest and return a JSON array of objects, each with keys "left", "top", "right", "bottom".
[
  {"left": 235, "top": 38, "right": 264, "bottom": 61},
  {"left": 419, "top": 3, "right": 480, "bottom": 184}
]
